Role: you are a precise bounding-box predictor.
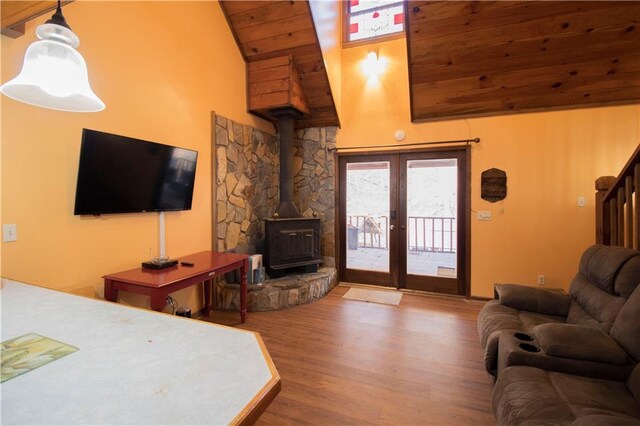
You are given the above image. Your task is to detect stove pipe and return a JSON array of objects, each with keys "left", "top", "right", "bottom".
[{"left": 274, "top": 110, "right": 301, "bottom": 218}]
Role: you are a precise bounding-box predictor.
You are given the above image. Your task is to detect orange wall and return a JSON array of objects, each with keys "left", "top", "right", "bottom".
[
  {"left": 339, "top": 38, "right": 640, "bottom": 297},
  {"left": 1, "top": 2, "right": 270, "bottom": 307}
]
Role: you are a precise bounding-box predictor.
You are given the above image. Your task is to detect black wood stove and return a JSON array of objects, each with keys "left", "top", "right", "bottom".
[
  {"left": 264, "top": 218, "right": 321, "bottom": 277},
  {"left": 263, "top": 108, "right": 322, "bottom": 277}
]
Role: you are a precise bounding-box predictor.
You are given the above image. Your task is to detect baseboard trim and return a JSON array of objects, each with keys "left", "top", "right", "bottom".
[{"left": 469, "top": 295, "right": 493, "bottom": 301}]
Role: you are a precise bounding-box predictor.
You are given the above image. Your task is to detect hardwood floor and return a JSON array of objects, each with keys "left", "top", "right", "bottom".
[{"left": 203, "top": 285, "right": 495, "bottom": 425}]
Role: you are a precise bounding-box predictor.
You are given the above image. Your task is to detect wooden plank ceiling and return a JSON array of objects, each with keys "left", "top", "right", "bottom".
[
  {"left": 219, "top": 0, "right": 339, "bottom": 129},
  {"left": 1, "top": 1, "right": 73, "bottom": 38},
  {"left": 406, "top": 1, "right": 640, "bottom": 122}
]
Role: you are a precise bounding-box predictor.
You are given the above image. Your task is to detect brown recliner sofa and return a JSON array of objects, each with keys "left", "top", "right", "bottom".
[
  {"left": 477, "top": 244, "right": 640, "bottom": 378},
  {"left": 493, "top": 282, "right": 640, "bottom": 424},
  {"left": 493, "top": 364, "right": 640, "bottom": 425}
]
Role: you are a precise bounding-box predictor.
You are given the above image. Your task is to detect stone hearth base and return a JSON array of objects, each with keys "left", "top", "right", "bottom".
[{"left": 215, "top": 267, "right": 337, "bottom": 312}]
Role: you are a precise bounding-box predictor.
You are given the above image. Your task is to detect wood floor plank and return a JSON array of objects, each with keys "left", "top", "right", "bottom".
[{"left": 203, "top": 285, "right": 495, "bottom": 425}]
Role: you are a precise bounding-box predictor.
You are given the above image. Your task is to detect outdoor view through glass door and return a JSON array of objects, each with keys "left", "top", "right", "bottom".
[
  {"left": 346, "top": 160, "right": 391, "bottom": 273},
  {"left": 339, "top": 148, "right": 469, "bottom": 296},
  {"left": 405, "top": 158, "right": 457, "bottom": 278}
]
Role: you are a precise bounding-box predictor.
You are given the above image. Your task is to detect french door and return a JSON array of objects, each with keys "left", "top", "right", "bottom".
[{"left": 338, "top": 148, "right": 469, "bottom": 296}]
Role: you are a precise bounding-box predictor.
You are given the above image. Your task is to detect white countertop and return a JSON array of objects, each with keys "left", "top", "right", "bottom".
[{"left": 1, "top": 279, "right": 278, "bottom": 425}]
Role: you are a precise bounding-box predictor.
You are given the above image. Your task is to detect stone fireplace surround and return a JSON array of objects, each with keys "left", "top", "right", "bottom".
[{"left": 213, "top": 114, "right": 337, "bottom": 311}]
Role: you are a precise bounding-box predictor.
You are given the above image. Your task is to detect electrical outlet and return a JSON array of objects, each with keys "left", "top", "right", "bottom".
[
  {"left": 2, "top": 224, "right": 17, "bottom": 242},
  {"left": 537, "top": 275, "right": 546, "bottom": 286}
]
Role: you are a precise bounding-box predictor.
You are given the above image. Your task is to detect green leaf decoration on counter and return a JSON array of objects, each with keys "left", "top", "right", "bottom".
[{"left": 1, "top": 333, "right": 78, "bottom": 382}]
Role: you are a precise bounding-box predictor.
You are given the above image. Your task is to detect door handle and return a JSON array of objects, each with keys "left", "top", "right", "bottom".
[
  {"left": 390, "top": 224, "right": 395, "bottom": 230},
  {"left": 401, "top": 225, "right": 406, "bottom": 230}
]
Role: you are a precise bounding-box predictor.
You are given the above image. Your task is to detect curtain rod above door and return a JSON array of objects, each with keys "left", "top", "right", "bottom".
[{"left": 328, "top": 137, "right": 480, "bottom": 152}]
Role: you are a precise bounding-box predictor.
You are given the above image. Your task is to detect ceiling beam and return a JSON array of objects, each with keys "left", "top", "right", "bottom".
[{"left": 1, "top": 1, "right": 73, "bottom": 39}]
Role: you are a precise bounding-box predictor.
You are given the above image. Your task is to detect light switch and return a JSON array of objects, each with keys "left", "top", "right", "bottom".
[
  {"left": 477, "top": 211, "right": 492, "bottom": 221},
  {"left": 3, "top": 224, "right": 17, "bottom": 242},
  {"left": 577, "top": 196, "right": 586, "bottom": 207}
]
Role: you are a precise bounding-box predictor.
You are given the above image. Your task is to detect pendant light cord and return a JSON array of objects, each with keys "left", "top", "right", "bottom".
[{"left": 46, "top": 0, "right": 71, "bottom": 30}]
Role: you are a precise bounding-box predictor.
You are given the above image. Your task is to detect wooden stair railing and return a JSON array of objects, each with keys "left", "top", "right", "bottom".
[{"left": 596, "top": 145, "right": 640, "bottom": 247}]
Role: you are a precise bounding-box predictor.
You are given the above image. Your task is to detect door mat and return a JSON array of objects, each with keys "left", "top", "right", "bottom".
[{"left": 342, "top": 287, "right": 403, "bottom": 306}]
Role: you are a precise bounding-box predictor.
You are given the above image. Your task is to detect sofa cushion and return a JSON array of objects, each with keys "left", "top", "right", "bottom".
[
  {"left": 533, "top": 323, "right": 628, "bottom": 365},
  {"left": 478, "top": 301, "right": 522, "bottom": 348},
  {"left": 549, "top": 370, "right": 640, "bottom": 419},
  {"left": 478, "top": 301, "right": 525, "bottom": 374},
  {"left": 566, "top": 245, "right": 639, "bottom": 332},
  {"left": 614, "top": 255, "right": 640, "bottom": 298},
  {"left": 478, "top": 300, "right": 563, "bottom": 374},
  {"left": 496, "top": 284, "right": 571, "bottom": 317},
  {"left": 492, "top": 366, "right": 574, "bottom": 426},
  {"left": 611, "top": 285, "right": 640, "bottom": 362},
  {"left": 519, "top": 311, "right": 566, "bottom": 330},
  {"left": 578, "top": 245, "right": 638, "bottom": 294},
  {"left": 568, "top": 273, "right": 626, "bottom": 332},
  {"left": 494, "top": 366, "right": 640, "bottom": 426},
  {"left": 570, "top": 415, "right": 640, "bottom": 426}
]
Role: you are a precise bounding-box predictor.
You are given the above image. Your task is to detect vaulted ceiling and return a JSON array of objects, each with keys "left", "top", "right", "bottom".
[
  {"left": 5, "top": 1, "right": 638, "bottom": 126},
  {"left": 406, "top": 1, "right": 640, "bottom": 122},
  {"left": 220, "top": 0, "right": 340, "bottom": 129}
]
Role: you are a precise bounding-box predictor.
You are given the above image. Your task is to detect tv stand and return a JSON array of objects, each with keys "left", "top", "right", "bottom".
[{"left": 104, "top": 251, "right": 250, "bottom": 322}]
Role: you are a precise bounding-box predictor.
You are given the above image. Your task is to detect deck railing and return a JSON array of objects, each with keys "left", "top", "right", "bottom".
[
  {"left": 596, "top": 145, "right": 640, "bottom": 248},
  {"left": 408, "top": 216, "right": 456, "bottom": 253},
  {"left": 346, "top": 215, "right": 456, "bottom": 253}
]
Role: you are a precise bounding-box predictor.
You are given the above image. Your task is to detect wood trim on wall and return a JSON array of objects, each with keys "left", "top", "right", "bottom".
[
  {"left": 463, "top": 145, "right": 472, "bottom": 297},
  {"left": 211, "top": 111, "right": 217, "bottom": 252}
]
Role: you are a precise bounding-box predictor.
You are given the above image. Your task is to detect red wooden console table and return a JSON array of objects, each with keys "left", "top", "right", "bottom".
[{"left": 103, "top": 251, "right": 249, "bottom": 323}]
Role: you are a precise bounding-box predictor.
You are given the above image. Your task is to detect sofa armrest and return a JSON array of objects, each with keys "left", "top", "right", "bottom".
[
  {"left": 495, "top": 284, "right": 571, "bottom": 317},
  {"left": 533, "top": 323, "right": 629, "bottom": 365}
]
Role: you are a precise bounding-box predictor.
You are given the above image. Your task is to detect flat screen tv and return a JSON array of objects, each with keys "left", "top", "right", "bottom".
[{"left": 74, "top": 129, "right": 198, "bottom": 215}]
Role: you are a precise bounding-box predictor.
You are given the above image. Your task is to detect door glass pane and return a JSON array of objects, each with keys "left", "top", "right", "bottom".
[
  {"left": 406, "top": 159, "right": 457, "bottom": 278},
  {"left": 346, "top": 161, "right": 390, "bottom": 272}
]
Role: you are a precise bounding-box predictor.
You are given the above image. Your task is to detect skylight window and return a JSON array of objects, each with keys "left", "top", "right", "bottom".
[{"left": 346, "top": 0, "right": 405, "bottom": 43}]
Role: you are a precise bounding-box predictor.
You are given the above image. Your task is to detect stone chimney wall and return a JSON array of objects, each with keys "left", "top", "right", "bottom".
[
  {"left": 215, "top": 115, "right": 278, "bottom": 254},
  {"left": 214, "top": 114, "right": 336, "bottom": 265},
  {"left": 294, "top": 127, "right": 336, "bottom": 266}
]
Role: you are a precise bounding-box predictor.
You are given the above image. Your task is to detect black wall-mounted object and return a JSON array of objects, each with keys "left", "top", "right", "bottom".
[
  {"left": 74, "top": 129, "right": 198, "bottom": 215},
  {"left": 481, "top": 168, "right": 507, "bottom": 202}
]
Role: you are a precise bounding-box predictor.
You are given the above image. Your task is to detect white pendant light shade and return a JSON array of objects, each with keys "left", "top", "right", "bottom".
[{"left": 0, "top": 12, "right": 104, "bottom": 112}]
